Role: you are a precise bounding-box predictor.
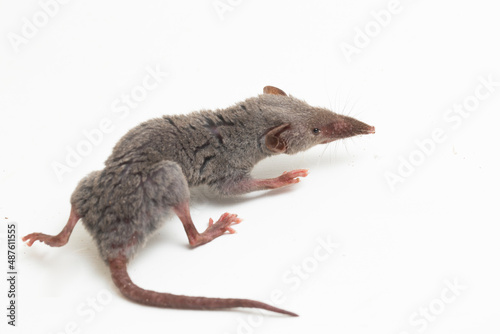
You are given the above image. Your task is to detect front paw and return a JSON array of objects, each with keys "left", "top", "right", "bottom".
[{"left": 278, "top": 169, "right": 309, "bottom": 185}]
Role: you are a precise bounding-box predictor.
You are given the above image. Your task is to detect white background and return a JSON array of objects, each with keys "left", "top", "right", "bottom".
[{"left": 1, "top": 0, "right": 499, "bottom": 333}]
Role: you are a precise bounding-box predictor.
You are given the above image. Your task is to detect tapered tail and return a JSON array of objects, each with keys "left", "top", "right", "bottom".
[{"left": 109, "top": 255, "right": 298, "bottom": 316}]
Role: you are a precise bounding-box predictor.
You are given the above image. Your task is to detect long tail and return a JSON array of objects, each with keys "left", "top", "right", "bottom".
[{"left": 109, "top": 255, "right": 298, "bottom": 316}]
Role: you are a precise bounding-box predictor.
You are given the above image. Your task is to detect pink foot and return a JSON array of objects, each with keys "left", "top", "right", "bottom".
[
  {"left": 22, "top": 233, "right": 67, "bottom": 247},
  {"left": 208, "top": 212, "right": 242, "bottom": 234},
  {"left": 273, "top": 169, "right": 309, "bottom": 188},
  {"left": 191, "top": 213, "right": 242, "bottom": 246}
]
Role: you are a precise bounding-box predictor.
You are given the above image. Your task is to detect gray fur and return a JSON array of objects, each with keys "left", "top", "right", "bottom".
[{"left": 70, "top": 91, "right": 374, "bottom": 261}]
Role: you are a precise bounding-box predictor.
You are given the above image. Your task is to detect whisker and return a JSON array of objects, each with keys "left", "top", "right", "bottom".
[
  {"left": 341, "top": 85, "right": 355, "bottom": 115},
  {"left": 343, "top": 139, "right": 350, "bottom": 156},
  {"left": 334, "top": 84, "right": 341, "bottom": 113},
  {"left": 347, "top": 94, "right": 362, "bottom": 117},
  {"left": 322, "top": 67, "right": 333, "bottom": 112},
  {"left": 320, "top": 141, "right": 329, "bottom": 162}
]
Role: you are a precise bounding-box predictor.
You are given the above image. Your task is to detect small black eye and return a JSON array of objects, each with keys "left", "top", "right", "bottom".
[{"left": 313, "top": 128, "right": 320, "bottom": 134}]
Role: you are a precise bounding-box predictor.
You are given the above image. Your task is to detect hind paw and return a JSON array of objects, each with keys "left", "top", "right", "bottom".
[{"left": 22, "top": 233, "right": 66, "bottom": 247}]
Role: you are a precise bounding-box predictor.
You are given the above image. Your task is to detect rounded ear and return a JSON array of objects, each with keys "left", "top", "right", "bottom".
[
  {"left": 263, "top": 86, "right": 287, "bottom": 96},
  {"left": 265, "top": 124, "right": 290, "bottom": 153}
]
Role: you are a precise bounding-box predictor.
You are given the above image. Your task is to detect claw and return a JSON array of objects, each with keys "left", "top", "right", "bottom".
[
  {"left": 22, "top": 233, "right": 64, "bottom": 247},
  {"left": 205, "top": 212, "right": 242, "bottom": 236}
]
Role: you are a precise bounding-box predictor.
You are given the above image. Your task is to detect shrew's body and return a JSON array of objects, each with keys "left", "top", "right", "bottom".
[{"left": 24, "top": 86, "right": 375, "bottom": 316}]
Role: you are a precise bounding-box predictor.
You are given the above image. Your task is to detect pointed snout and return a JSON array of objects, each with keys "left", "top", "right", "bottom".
[
  {"left": 325, "top": 115, "right": 375, "bottom": 141},
  {"left": 362, "top": 124, "right": 376, "bottom": 134}
]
